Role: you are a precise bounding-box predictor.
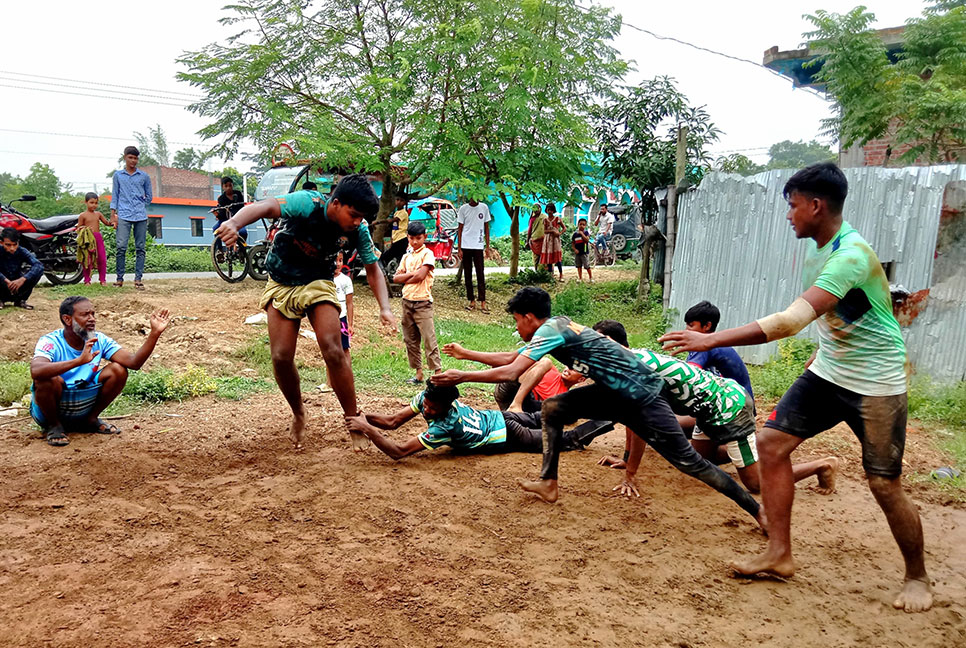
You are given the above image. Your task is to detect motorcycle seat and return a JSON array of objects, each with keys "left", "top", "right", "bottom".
[{"left": 27, "top": 214, "right": 78, "bottom": 233}]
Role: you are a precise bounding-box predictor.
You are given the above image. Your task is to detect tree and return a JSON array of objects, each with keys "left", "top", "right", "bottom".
[
  {"left": 0, "top": 163, "right": 83, "bottom": 218},
  {"left": 715, "top": 153, "right": 763, "bottom": 176},
  {"left": 805, "top": 4, "right": 966, "bottom": 163},
  {"left": 765, "top": 140, "right": 836, "bottom": 169},
  {"left": 173, "top": 147, "right": 204, "bottom": 171}
]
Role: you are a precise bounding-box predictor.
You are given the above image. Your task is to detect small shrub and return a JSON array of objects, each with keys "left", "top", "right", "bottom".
[
  {"left": 0, "top": 361, "right": 31, "bottom": 406},
  {"left": 507, "top": 268, "right": 554, "bottom": 286},
  {"left": 167, "top": 365, "right": 217, "bottom": 399},
  {"left": 552, "top": 282, "right": 593, "bottom": 321},
  {"left": 748, "top": 338, "right": 817, "bottom": 400},
  {"left": 214, "top": 376, "right": 273, "bottom": 400},
  {"left": 122, "top": 365, "right": 216, "bottom": 403}
]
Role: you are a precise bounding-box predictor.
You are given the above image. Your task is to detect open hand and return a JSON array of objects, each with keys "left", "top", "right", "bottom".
[
  {"left": 78, "top": 338, "right": 100, "bottom": 364},
  {"left": 430, "top": 369, "right": 463, "bottom": 386},
  {"left": 442, "top": 342, "right": 466, "bottom": 359},
  {"left": 380, "top": 309, "right": 397, "bottom": 333},
  {"left": 597, "top": 455, "right": 626, "bottom": 469},
  {"left": 658, "top": 329, "right": 710, "bottom": 355},
  {"left": 150, "top": 308, "right": 171, "bottom": 335},
  {"left": 612, "top": 476, "right": 640, "bottom": 497},
  {"left": 214, "top": 220, "right": 240, "bottom": 248}
]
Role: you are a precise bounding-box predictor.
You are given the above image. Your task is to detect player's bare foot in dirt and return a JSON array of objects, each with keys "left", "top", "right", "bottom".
[
  {"left": 519, "top": 478, "right": 558, "bottom": 503},
  {"left": 349, "top": 430, "right": 370, "bottom": 452},
  {"left": 289, "top": 411, "right": 307, "bottom": 450},
  {"left": 816, "top": 457, "right": 839, "bottom": 495},
  {"left": 731, "top": 550, "right": 795, "bottom": 579},
  {"left": 893, "top": 578, "right": 933, "bottom": 613},
  {"left": 754, "top": 507, "right": 769, "bottom": 535}
]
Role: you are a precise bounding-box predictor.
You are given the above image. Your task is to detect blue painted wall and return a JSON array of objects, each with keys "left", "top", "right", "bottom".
[{"left": 146, "top": 203, "right": 270, "bottom": 247}]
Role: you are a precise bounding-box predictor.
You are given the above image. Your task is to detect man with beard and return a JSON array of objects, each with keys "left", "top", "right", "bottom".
[{"left": 30, "top": 296, "right": 170, "bottom": 446}]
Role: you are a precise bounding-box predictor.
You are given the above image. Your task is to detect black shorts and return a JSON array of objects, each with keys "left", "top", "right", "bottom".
[{"left": 764, "top": 370, "right": 907, "bottom": 479}]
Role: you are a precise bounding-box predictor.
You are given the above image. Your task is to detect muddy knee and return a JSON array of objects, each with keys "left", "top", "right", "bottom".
[{"left": 867, "top": 474, "right": 903, "bottom": 504}]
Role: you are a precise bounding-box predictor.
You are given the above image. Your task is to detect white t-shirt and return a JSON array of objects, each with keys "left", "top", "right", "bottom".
[
  {"left": 598, "top": 212, "right": 615, "bottom": 237},
  {"left": 457, "top": 202, "right": 491, "bottom": 250},
  {"left": 334, "top": 272, "right": 353, "bottom": 318}
]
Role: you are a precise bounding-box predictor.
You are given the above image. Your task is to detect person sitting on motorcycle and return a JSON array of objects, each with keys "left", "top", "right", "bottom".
[
  {"left": 213, "top": 177, "right": 247, "bottom": 259},
  {"left": 593, "top": 205, "right": 615, "bottom": 252},
  {"left": 0, "top": 227, "right": 44, "bottom": 310},
  {"left": 380, "top": 194, "right": 411, "bottom": 271}
]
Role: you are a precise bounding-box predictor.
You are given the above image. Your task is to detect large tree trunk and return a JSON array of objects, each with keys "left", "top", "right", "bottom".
[
  {"left": 371, "top": 155, "right": 396, "bottom": 252},
  {"left": 499, "top": 192, "right": 519, "bottom": 277}
]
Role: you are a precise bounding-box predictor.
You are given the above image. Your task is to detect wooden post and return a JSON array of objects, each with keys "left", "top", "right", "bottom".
[{"left": 663, "top": 126, "right": 688, "bottom": 310}]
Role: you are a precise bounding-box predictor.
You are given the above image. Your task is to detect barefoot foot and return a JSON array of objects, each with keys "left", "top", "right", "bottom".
[
  {"left": 519, "top": 478, "right": 559, "bottom": 503},
  {"left": 349, "top": 430, "right": 370, "bottom": 452},
  {"left": 730, "top": 551, "right": 795, "bottom": 579},
  {"left": 289, "top": 411, "right": 307, "bottom": 450},
  {"left": 893, "top": 578, "right": 933, "bottom": 613},
  {"left": 754, "top": 506, "right": 769, "bottom": 536},
  {"left": 816, "top": 456, "right": 840, "bottom": 495}
]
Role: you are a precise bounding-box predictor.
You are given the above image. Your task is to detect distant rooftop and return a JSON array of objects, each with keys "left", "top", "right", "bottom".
[{"left": 763, "top": 26, "right": 906, "bottom": 89}]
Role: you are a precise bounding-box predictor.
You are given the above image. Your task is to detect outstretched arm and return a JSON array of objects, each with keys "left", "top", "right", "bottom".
[
  {"left": 508, "top": 358, "right": 554, "bottom": 412},
  {"left": 346, "top": 414, "right": 425, "bottom": 460},
  {"left": 217, "top": 199, "right": 280, "bottom": 247},
  {"left": 107, "top": 309, "right": 170, "bottom": 370},
  {"left": 364, "top": 405, "right": 419, "bottom": 430},
  {"left": 432, "top": 353, "right": 536, "bottom": 386},
  {"left": 442, "top": 342, "right": 518, "bottom": 368},
  {"left": 365, "top": 261, "right": 397, "bottom": 331}
]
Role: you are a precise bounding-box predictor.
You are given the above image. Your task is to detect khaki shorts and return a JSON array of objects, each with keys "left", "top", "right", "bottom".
[{"left": 259, "top": 278, "right": 339, "bottom": 320}]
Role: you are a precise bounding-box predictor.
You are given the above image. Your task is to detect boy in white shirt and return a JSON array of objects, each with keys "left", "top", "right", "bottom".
[
  {"left": 456, "top": 197, "right": 491, "bottom": 313},
  {"left": 333, "top": 250, "right": 354, "bottom": 358}
]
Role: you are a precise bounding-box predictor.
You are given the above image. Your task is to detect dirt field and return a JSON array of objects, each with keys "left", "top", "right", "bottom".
[{"left": 1, "top": 277, "right": 964, "bottom": 647}]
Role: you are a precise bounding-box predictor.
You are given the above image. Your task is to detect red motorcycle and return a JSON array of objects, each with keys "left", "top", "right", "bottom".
[{"left": 0, "top": 195, "right": 83, "bottom": 284}]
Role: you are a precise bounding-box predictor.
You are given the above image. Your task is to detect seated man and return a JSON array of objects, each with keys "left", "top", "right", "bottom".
[
  {"left": 30, "top": 296, "right": 170, "bottom": 447},
  {"left": 443, "top": 342, "right": 584, "bottom": 413},
  {"left": 593, "top": 319, "right": 838, "bottom": 498},
  {"left": 0, "top": 228, "right": 44, "bottom": 310},
  {"left": 346, "top": 381, "right": 612, "bottom": 460}
]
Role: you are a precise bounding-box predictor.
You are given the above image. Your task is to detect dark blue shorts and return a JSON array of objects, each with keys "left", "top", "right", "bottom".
[{"left": 340, "top": 316, "right": 351, "bottom": 350}]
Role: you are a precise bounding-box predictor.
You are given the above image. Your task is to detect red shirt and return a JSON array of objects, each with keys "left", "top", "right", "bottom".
[{"left": 532, "top": 367, "right": 567, "bottom": 401}]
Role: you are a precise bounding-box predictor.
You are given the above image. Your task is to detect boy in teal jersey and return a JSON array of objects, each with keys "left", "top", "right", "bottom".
[
  {"left": 345, "top": 381, "right": 612, "bottom": 459},
  {"left": 660, "top": 162, "right": 930, "bottom": 612},
  {"left": 216, "top": 174, "right": 396, "bottom": 451},
  {"left": 431, "top": 287, "right": 763, "bottom": 529}
]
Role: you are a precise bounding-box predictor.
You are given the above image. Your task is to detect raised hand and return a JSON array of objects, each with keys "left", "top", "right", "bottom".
[
  {"left": 658, "top": 329, "right": 709, "bottom": 355},
  {"left": 78, "top": 338, "right": 100, "bottom": 364},
  {"left": 150, "top": 309, "right": 171, "bottom": 335}
]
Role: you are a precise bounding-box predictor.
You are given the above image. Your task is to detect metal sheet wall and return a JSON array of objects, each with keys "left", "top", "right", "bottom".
[{"left": 668, "top": 165, "right": 966, "bottom": 379}]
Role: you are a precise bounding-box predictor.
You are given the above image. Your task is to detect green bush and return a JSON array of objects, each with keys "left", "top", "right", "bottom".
[
  {"left": 909, "top": 377, "right": 966, "bottom": 430},
  {"left": 100, "top": 227, "right": 211, "bottom": 274},
  {"left": 747, "top": 338, "right": 817, "bottom": 400},
  {"left": 122, "top": 365, "right": 216, "bottom": 403},
  {"left": 507, "top": 268, "right": 555, "bottom": 286},
  {"left": 0, "top": 361, "right": 31, "bottom": 406}
]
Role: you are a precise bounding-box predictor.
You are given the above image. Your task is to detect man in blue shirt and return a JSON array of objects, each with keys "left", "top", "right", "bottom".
[
  {"left": 0, "top": 228, "right": 44, "bottom": 309},
  {"left": 345, "top": 381, "right": 612, "bottom": 459},
  {"left": 31, "top": 296, "right": 171, "bottom": 446},
  {"left": 110, "top": 146, "right": 153, "bottom": 290},
  {"left": 431, "top": 287, "right": 762, "bottom": 529}
]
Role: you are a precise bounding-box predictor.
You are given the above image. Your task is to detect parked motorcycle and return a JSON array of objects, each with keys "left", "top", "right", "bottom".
[{"left": 0, "top": 195, "right": 83, "bottom": 284}]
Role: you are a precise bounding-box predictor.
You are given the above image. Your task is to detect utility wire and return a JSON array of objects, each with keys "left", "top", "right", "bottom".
[
  {"left": 0, "top": 76, "right": 194, "bottom": 104},
  {"left": 0, "top": 69, "right": 203, "bottom": 99},
  {"left": 0, "top": 83, "right": 189, "bottom": 107},
  {"left": 0, "top": 127, "right": 256, "bottom": 153}
]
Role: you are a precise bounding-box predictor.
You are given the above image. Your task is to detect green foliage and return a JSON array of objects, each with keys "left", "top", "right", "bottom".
[
  {"left": 909, "top": 377, "right": 966, "bottom": 429},
  {"left": 747, "top": 338, "right": 817, "bottom": 400},
  {"left": 128, "top": 124, "right": 170, "bottom": 167},
  {"left": 98, "top": 227, "right": 211, "bottom": 273},
  {"left": 550, "top": 280, "right": 668, "bottom": 348},
  {"left": 0, "top": 361, "right": 31, "bottom": 407},
  {"left": 0, "top": 163, "right": 84, "bottom": 219},
  {"left": 765, "top": 140, "right": 837, "bottom": 169},
  {"left": 805, "top": 5, "right": 966, "bottom": 163},
  {"left": 173, "top": 147, "right": 204, "bottom": 171},
  {"left": 122, "top": 365, "right": 217, "bottom": 403},
  {"left": 507, "top": 267, "right": 555, "bottom": 285},
  {"left": 213, "top": 375, "right": 273, "bottom": 400},
  {"left": 715, "top": 153, "right": 763, "bottom": 176}
]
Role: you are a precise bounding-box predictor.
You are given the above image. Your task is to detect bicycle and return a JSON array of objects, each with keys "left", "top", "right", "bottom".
[
  {"left": 246, "top": 216, "right": 280, "bottom": 281},
  {"left": 590, "top": 234, "right": 616, "bottom": 267},
  {"left": 210, "top": 203, "right": 251, "bottom": 283}
]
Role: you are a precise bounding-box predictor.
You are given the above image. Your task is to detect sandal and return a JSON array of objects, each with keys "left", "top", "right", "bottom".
[
  {"left": 480, "top": 307, "right": 491, "bottom": 315},
  {"left": 464, "top": 304, "right": 475, "bottom": 312},
  {"left": 134, "top": 281, "right": 145, "bottom": 291},
  {"left": 85, "top": 418, "right": 121, "bottom": 435},
  {"left": 113, "top": 280, "right": 124, "bottom": 287},
  {"left": 45, "top": 425, "right": 69, "bottom": 447},
  {"left": 14, "top": 301, "right": 34, "bottom": 310},
  {"left": 404, "top": 377, "right": 423, "bottom": 385}
]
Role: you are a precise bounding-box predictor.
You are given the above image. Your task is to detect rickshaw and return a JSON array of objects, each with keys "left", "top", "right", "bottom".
[{"left": 407, "top": 196, "right": 460, "bottom": 269}]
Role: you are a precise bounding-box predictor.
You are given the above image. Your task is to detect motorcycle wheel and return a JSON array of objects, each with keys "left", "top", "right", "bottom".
[
  {"left": 247, "top": 244, "right": 270, "bottom": 281},
  {"left": 211, "top": 239, "right": 249, "bottom": 283},
  {"left": 442, "top": 253, "right": 459, "bottom": 269},
  {"left": 43, "top": 237, "right": 83, "bottom": 285}
]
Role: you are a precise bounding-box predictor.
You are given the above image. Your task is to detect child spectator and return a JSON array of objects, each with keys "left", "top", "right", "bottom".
[
  {"left": 394, "top": 221, "right": 441, "bottom": 384},
  {"left": 0, "top": 228, "right": 44, "bottom": 309},
  {"left": 572, "top": 217, "right": 592, "bottom": 283},
  {"left": 539, "top": 203, "right": 563, "bottom": 280},
  {"left": 334, "top": 251, "right": 354, "bottom": 358},
  {"left": 683, "top": 300, "right": 754, "bottom": 403},
  {"left": 76, "top": 193, "right": 112, "bottom": 285}
]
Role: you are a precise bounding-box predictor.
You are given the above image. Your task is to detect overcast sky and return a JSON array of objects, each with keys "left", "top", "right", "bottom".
[{"left": 2, "top": 0, "right": 923, "bottom": 194}]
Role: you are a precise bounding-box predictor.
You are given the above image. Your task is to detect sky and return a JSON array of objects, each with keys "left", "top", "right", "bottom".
[{"left": 2, "top": 0, "right": 925, "bottom": 195}]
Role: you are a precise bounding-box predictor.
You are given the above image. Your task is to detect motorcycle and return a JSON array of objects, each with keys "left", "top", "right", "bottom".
[{"left": 0, "top": 195, "right": 83, "bottom": 284}]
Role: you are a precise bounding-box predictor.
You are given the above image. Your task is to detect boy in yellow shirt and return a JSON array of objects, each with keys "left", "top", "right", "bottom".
[{"left": 394, "top": 222, "right": 441, "bottom": 384}]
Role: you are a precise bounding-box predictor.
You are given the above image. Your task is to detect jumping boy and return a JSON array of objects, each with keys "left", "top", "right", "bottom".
[
  {"left": 346, "top": 381, "right": 612, "bottom": 460},
  {"left": 215, "top": 174, "right": 396, "bottom": 451},
  {"left": 660, "top": 162, "right": 931, "bottom": 612},
  {"left": 76, "top": 193, "right": 112, "bottom": 285},
  {"left": 572, "top": 217, "right": 593, "bottom": 283},
  {"left": 592, "top": 320, "right": 837, "bottom": 498},
  {"left": 394, "top": 221, "right": 442, "bottom": 384},
  {"left": 431, "top": 287, "right": 763, "bottom": 527},
  {"left": 0, "top": 228, "right": 44, "bottom": 309}
]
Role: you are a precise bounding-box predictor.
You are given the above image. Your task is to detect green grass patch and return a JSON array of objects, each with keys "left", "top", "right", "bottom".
[
  {"left": 214, "top": 375, "right": 274, "bottom": 400},
  {"left": 747, "top": 338, "right": 817, "bottom": 400},
  {"left": 908, "top": 377, "right": 966, "bottom": 491},
  {"left": 0, "top": 361, "right": 31, "bottom": 406}
]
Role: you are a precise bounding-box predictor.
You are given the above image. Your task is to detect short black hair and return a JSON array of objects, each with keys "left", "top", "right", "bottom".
[
  {"left": 407, "top": 221, "right": 426, "bottom": 236},
  {"left": 84, "top": 192, "right": 98, "bottom": 201},
  {"left": 506, "top": 287, "right": 551, "bottom": 319},
  {"left": 302, "top": 181, "right": 318, "bottom": 191},
  {"left": 423, "top": 380, "right": 459, "bottom": 410},
  {"left": 577, "top": 217, "right": 587, "bottom": 224},
  {"left": 395, "top": 194, "right": 407, "bottom": 203},
  {"left": 59, "top": 296, "right": 90, "bottom": 320},
  {"left": 593, "top": 320, "right": 628, "bottom": 347},
  {"left": 684, "top": 300, "right": 720, "bottom": 331},
  {"left": 221, "top": 176, "right": 234, "bottom": 186},
  {"left": 783, "top": 162, "right": 848, "bottom": 214},
  {"left": 1, "top": 227, "right": 20, "bottom": 243},
  {"left": 123, "top": 146, "right": 140, "bottom": 157},
  {"left": 331, "top": 174, "right": 379, "bottom": 217},
  {"left": 545, "top": 203, "right": 557, "bottom": 214}
]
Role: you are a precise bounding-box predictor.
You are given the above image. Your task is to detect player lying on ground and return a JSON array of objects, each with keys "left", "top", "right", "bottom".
[
  {"left": 592, "top": 319, "right": 838, "bottom": 498},
  {"left": 660, "top": 162, "right": 930, "bottom": 612},
  {"left": 345, "top": 381, "right": 613, "bottom": 459},
  {"left": 431, "top": 287, "right": 764, "bottom": 530}
]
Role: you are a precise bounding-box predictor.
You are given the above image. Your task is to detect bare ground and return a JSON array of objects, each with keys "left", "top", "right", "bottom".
[{"left": 0, "top": 276, "right": 964, "bottom": 647}]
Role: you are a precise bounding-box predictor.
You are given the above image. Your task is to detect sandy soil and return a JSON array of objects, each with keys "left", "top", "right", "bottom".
[{"left": 0, "top": 276, "right": 964, "bottom": 647}]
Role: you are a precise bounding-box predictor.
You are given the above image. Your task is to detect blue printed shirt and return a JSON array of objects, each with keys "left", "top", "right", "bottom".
[
  {"left": 110, "top": 168, "right": 153, "bottom": 222},
  {"left": 410, "top": 391, "right": 508, "bottom": 450},
  {"left": 518, "top": 316, "right": 664, "bottom": 404},
  {"left": 266, "top": 190, "right": 378, "bottom": 285},
  {"left": 687, "top": 347, "right": 754, "bottom": 401},
  {"left": 0, "top": 246, "right": 44, "bottom": 284},
  {"left": 33, "top": 329, "right": 121, "bottom": 387}
]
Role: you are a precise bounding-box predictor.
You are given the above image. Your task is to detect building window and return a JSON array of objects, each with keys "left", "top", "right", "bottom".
[
  {"left": 147, "top": 216, "right": 163, "bottom": 239},
  {"left": 190, "top": 218, "right": 205, "bottom": 237}
]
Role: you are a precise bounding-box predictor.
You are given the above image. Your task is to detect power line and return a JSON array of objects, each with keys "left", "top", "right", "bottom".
[
  {"left": 0, "top": 83, "right": 189, "bottom": 107},
  {"left": 0, "top": 69, "right": 203, "bottom": 99},
  {"left": 0, "top": 76, "right": 194, "bottom": 104},
  {"left": 0, "top": 127, "right": 230, "bottom": 150}
]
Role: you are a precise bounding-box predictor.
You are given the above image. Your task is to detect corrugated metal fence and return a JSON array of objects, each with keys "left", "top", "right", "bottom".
[{"left": 668, "top": 165, "right": 966, "bottom": 380}]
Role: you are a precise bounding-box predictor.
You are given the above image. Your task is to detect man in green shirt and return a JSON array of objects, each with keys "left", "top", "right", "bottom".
[{"left": 660, "top": 162, "right": 931, "bottom": 612}]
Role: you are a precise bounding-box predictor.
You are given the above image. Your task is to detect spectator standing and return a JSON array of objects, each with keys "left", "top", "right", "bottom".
[
  {"left": 525, "top": 204, "right": 545, "bottom": 270},
  {"left": 457, "top": 196, "right": 491, "bottom": 314},
  {"left": 394, "top": 221, "right": 442, "bottom": 383},
  {"left": 110, "top": 146, "right": 153, "bottom": 290},
  {"left": 214, "top": 177, "right": 247, "bottom": 259},
  {"left": 539, "top": 204, "right": 563, "bottom": 280},
  {"left": 594, "top": 204, "right": 615, "bottom": 252}
]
